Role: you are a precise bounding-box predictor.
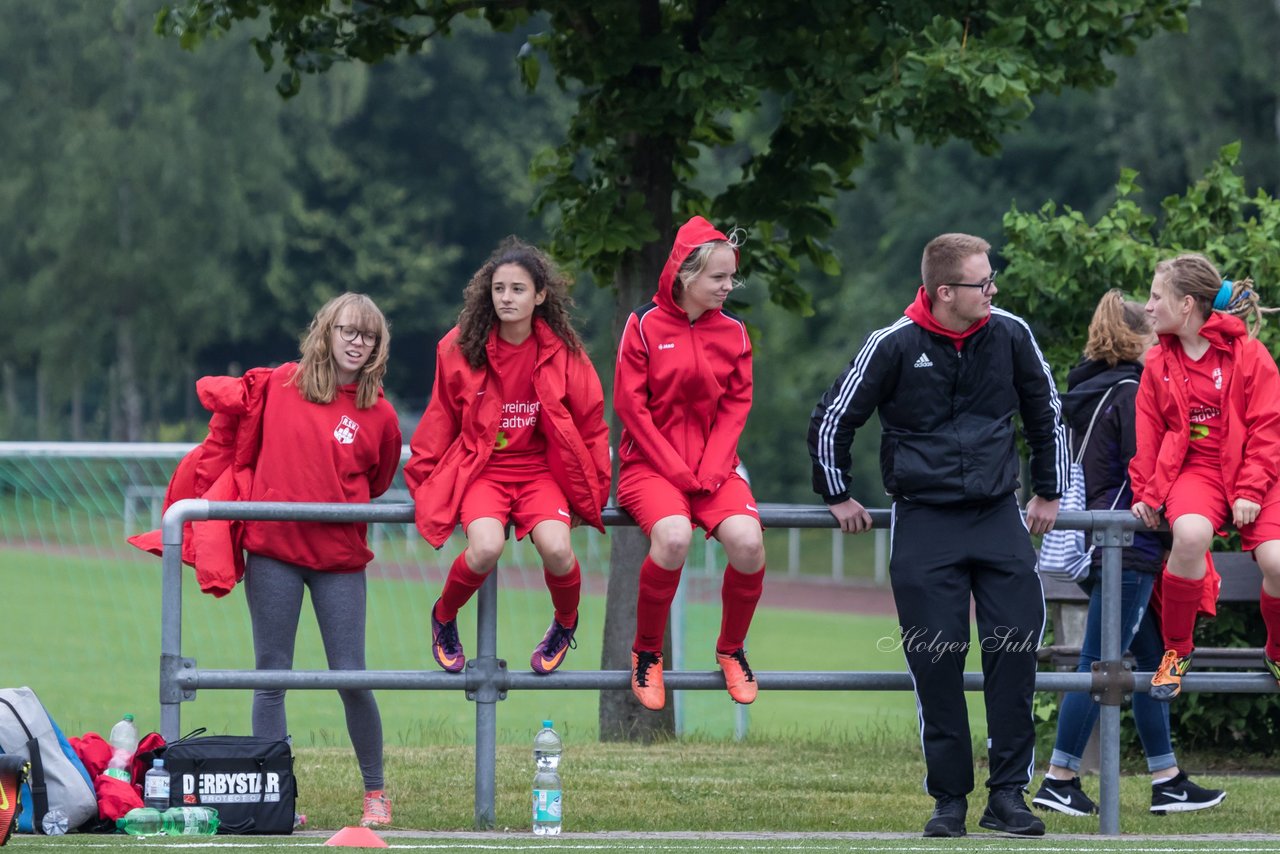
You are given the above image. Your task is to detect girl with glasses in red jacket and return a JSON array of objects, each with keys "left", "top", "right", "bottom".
[{"left": 242, "top": 293, "right": 401, "bottom": 829}]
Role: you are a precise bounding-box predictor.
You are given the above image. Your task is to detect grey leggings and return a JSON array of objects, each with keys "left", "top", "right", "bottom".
[{"left": 245, "top": 553, "right": 384, "bottom": 791}]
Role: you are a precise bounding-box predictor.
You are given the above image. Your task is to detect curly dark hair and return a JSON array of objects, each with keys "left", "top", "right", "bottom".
[{"left": 456, "top": 237, "right": 584, "bottom": 368}]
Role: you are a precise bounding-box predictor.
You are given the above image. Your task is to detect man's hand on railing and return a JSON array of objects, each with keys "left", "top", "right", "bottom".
[
  {"left": 1024, "top": 495, "right": 1060, "bottom": 536},
  {"left": 828, "top": 497, "right": 874, "bottom": 534}
]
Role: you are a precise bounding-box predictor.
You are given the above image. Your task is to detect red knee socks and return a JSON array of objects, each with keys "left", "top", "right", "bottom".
[
  {"left": 544, "top": 560, "right": 581, "bottom": 627},
  {"left": 1160, "top": 569, "right": 1205, "bottom": 658},
  {"left": 717, "top": 564, "right": 765, "bottom": 654},
  {"left": 436, "top": 551, "right": 488, "bottom": 623},
  {"left": 1259, "top": 588, "right": 1280, "bottom": 661},
  {"left": 634, "top": 556, "right": 682, "bottom": 653}
]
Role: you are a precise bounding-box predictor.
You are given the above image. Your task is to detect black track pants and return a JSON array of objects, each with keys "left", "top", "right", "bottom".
[{"left": 887, "top": 494, "right": 1045, "bottom": 799}]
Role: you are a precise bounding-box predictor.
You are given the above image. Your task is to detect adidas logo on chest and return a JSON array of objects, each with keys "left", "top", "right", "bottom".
[{"left": 913, "top": 352, "right": 934, "bottom": 369}]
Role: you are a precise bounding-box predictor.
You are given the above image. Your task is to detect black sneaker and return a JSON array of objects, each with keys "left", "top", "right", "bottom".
[
  {"left": 1031, "top": 776, "right": 1098, "bottom": 817},
  {"left": 923, "top": 796, "right": 966, "bottom": 838},
  {"left": 979, "top": 786, "right": 1046, "bottom": 836},
  {"left": 1150, "top": 771, "right": 1226, "bottom": 813}
]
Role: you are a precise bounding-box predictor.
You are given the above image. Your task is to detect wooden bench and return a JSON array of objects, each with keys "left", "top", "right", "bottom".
[{"left": 1039, "top": 551, "right": 1265, "bottom": 670}]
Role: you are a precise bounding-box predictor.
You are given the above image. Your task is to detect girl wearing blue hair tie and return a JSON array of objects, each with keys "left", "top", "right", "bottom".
[{"left": 1129, "top": 253, "right": 1280, "bottom": 704}]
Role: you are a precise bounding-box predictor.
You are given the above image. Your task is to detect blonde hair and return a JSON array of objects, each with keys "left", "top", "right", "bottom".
[
  {"left": 291, "top": 293, "right": 390, "bottom": 409},
  {"left": 921, "top": 233, "right": 992, "bottom": 298},
  {"left": 1083, "top": 289, "right": 1151, "bottom": 366},
  {"left": 1154, "top": 252, "right": 1277, "bottom": 337},
  {"left": 672, "top": 231, "right": 744, "bottom": 303}
]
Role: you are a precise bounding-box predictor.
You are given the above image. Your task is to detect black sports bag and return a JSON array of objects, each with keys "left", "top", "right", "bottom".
[{"left": 158, "top": 729, "right": 296, "bottom": 834}]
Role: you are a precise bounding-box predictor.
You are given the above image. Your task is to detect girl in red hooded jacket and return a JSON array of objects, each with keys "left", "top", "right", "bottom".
[
  {"left": 405, "top": 238, "right": 610, "bottom": 677},
  {"left": 615, "top": 216, "right": 766, "bottom": 711},
  {"left": 1130, "top": 253, "right": 1280, "bottom": 700},
  {"left": 242, "top": 292, "right": 401, "bottom": 829}
]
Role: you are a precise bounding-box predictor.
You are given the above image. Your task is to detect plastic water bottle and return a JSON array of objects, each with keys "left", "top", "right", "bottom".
[
  {"left": 40, "top": 807, "right": 69, "bottom": 836},
  {"left": 162, "top": 806, "right": 220, "bottom": 836},
  {"left": 117, "top": 807, "right": 165, "bottom": 836},
  {"left": 533, "top": 719, "right": 562, "bottom": 770},
  {"left": 532, "top": 720, "right": 562, "bottom": 835},
  {"left": 143, "top": 758, "right": 170, "bottom": 810},
  {"left": 105, "top": 714, "right": 139, "bottom": 782}
]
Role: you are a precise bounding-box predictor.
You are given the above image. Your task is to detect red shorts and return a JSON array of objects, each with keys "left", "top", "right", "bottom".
[
  {"left": 460, "top": 473, "right": 571, "bottom": 541},
  {"left": 1164, "top": 460, "right": 1280, "bottom": 551},
  {"left": 616, "top": 465, "right": 759, "bottom": 537}
]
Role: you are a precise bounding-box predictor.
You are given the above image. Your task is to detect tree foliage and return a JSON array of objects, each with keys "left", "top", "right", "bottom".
[
  {"left": 158, "top": 0, "right": 1194, "bottom": 313},
  {"left": 1000, "top": 142, "right": 1280, "bottom": 380}
]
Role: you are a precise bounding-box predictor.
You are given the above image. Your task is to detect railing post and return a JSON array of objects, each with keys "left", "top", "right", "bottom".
[
  {"left": 470, "top": 569, "right": 502, "bottom": 830},
  {"left": 1092, "top": 512, "right": 1134, "bottom": 837},
  {"left": 159, "top": 498, "right": 208, "bottom": 742}
]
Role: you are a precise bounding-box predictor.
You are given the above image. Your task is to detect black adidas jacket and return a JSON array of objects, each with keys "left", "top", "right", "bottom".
[{"left": 809, "top": 308, "right": 1069, "bottom": 506}]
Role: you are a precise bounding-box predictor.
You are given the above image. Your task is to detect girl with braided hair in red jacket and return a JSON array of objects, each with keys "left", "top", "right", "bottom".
[{"left": 1130, "top": 253, "right": 1280, "bottom": 701}]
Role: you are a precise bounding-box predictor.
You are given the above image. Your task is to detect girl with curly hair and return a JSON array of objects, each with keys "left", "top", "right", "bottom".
[{"left": 405, "top": 238, "right": 611, "bottom": 675}]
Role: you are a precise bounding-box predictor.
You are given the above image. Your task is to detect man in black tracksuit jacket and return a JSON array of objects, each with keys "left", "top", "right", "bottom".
[{"left": 808, "top": 233, "right": 1068, "bottom": 838}]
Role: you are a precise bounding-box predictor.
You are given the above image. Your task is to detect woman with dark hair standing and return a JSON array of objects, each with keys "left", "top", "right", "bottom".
[
  {"left": 614, "top": 215, "right": 766, "bottom": 711},
  {"left": 1130, "top": 253, "right": 1280, "bottom": 702},
  {"left": 1032, "top": 290, "right": 1223, "bottom": 817},
  {"left": 242, "top": 292, "right": 402, "bottom": 828},
  {"left": 405, "top": 238, "right": 610, "bottom": 676}
]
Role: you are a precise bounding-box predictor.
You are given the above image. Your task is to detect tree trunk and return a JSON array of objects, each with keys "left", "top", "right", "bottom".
[
  {"left": 35, "top": 363, "right": 49, "bottom": 440},
  {"left": 598, "top": 149, "right": 676, "bottom": 741},
  {"left": 1, "top": 363, "right": 17, "bottom": 438},
  {"left": 70, "top": 378, "right": 84, "bottom": 441},
  {"left": 116, "top": 319, "right": 144, "bottom": 441}
]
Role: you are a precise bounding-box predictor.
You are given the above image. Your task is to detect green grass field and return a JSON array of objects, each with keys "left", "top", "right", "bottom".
[
  {"left": 0, "top": 544, "right": 926, "bottom": 744},
  {"left": 9, "top": 836, "right": 1280, "bottom": 852},
  {"left": 11, "top": 837, "right": 1280, "bottom": 852},
  {"left": 5, "top": 544, "right": 1280, "bottom": 844}
]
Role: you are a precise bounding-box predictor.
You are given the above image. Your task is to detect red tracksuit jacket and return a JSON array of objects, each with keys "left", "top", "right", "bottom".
[
  {"left": 614, "top": 216, "right": 752, "bottom": 494},
  {"left": 404, "top": 319, "right": 611, "bottom": 548},
  {"left": 1130, "top": 311, "right": 1280, "bottom": 509}
]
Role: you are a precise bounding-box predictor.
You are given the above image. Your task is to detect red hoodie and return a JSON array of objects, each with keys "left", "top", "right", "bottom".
[
  {"left": 614, "top": 216, "right": 751, "bottom": 494},
  {"left": 241, "top": 363, "right": 402, "bottom": 571},
  {"left": 1130, "top": 311, "right": 1280, "bottom": 509},
  {"left": 903, "top": 285, "right": 988, "bottom": 349}
]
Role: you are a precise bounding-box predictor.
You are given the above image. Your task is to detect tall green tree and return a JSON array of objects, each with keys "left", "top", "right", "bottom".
[
  {"left": 0, "top": 0, "right": 306, "bottom": 440},
  {"left": 160, "top": 0, "right": 1193, "bottom": 740}
]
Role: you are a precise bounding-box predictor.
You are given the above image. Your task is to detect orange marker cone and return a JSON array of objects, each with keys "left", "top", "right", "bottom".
[{"left": 324, "top": 826, "right": 388, "bottom": 848}]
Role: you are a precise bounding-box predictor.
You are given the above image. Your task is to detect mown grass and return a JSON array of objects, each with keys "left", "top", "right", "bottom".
[
  {"left": 5, "top": 545, "right": 1278, "bottom": 842},
  {"left": 287, "top": 737, "right": 1280, "bottom": 834},
  {"left": 0, "top": 545, "right": 926, "bottom": 743}
]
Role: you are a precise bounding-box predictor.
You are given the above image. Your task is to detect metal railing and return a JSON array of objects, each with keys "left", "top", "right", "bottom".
[{"left": 158, "top": 501, "right": 1276, "bottom": 835}]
